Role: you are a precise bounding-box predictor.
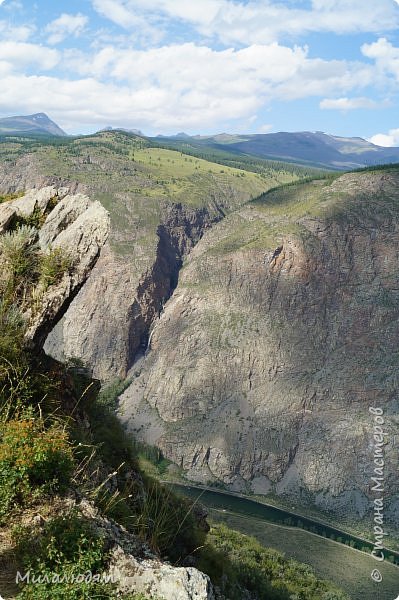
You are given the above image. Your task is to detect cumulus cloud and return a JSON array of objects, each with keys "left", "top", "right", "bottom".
[
  {"left": 362, "top": 37, "right": 399, "bottom": 81},
  {"left": 0, "top": 2, "right": 397, "bottom": 134},
  {"left": 0, "top": 38, "right": 381, "bottom": 133},
  {"left": 259, "top": 123, "right": 273, "bottom": 133},
  {"left": 320, "top": 96, "right": 380, "bottom": 110},
  {"left": 65, "top": 41, "right": 374, "bottom": 102},
  {"left": 0, "top": 41, "right": 59, "bottom": 74},
  {"left": 91, "top": 0, "right": 399, "bottom": 44},
  {"left": 368, "top": 128, "right": 399, "bottom": 147},
  {"left": 0, "top": 72, "right": 257, "bottom": 132},
  {"left": 45, "top": 13, "right": 88, "bottom": 45},
  {"left": 92, "top": 0, "right": 221, "bottom": 29}
]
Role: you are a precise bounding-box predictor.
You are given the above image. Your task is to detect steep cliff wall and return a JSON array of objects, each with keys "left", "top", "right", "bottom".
[
  {"left": 45, "top": 203, "right": 216, "bottom": 378},
  {"left": 118, "top": 170, "right": 399, "bottom": 521}
]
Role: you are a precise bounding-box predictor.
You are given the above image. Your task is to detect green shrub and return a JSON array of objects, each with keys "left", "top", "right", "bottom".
[
  {"left": 133, "top": 440, "right": 171, "bottom": 476},
  {"left": 0, "top": 417, "right": 74, "bottom": 520},
  {"left": 14, "top": 512, "right": 112, "bottom": 599},
  {"left": 97, "top": 377, "right": 132, "bottom": 411},
  {"left": 39, "top": 247, "right": 71, "bottom": 290},
  {"left": 0, "top": 191, "right": 24, "bottom": 203},
  {"left": 0, "top": 225, "right": 40, "bottom": 301},
  {"left": 0, "top": 301, "right": 26, "bottom": 377}
]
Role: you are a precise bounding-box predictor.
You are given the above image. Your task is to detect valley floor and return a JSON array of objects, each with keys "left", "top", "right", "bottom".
[{"left": 210, "top": 510, "right": 399, "bottom": 600}]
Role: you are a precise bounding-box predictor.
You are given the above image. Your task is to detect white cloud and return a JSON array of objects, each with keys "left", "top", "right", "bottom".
[
  {"left": 65, "top": 41, "right": 374, "bottom": 104},
  {"left": 259, "top": 123, "right": 273, "bottom": 133},
  {"left": 2, "top": 0, "right": 23, "bottom": 10},
  {"left": 0, "top": 39, "right": 381, "bottom": 133},
  {"left": 368, "top": 128, "right": 399, "bottom": 147},
  {"left": 0, "top": 19, "right": 34, "bottom": 41},
  {"left": 0, "top": 41, "right": 59, "bottom": 74},
  {"left": 45, "top": 13, "right": 88, "bottom": 45},
  {"left": 362, "top": 37, "right": 399, "bottom": 81},
  {"left": 92, "top": 0, "right": 143, "bottom": 28},
  {"left": 92, "top": 0, "right": 221, "bottom": 29},
  {"left": 320, "top": 96, "right": 380, "bottom": 110},
  {"left": 91, "top": 0, "right": 399, "bottom": 44},
  {"left": 91, "top": 0, "right": 165, "bottom": 43}
]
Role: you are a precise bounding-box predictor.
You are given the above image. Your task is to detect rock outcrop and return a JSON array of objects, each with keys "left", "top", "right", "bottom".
[
  {"left": 107, "top": 547, "right": 215, "bottom": 600},
  {"left": 118, "top": 170, "right": 399, "bottom": 521},
  {"left": 8, "top": 186, "right": 69, "bottom": 217},
  {"left": 0, "top": 187, "right": 110, "bottom": 351},
  {"left": 77, "top": 499, "right": 215, "bottom": 600}
]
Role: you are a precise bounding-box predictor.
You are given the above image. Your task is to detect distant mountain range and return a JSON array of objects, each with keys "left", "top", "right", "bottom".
[
  {"left": 152, "top": 131, "right": 399, "bottom": 170},
  {"left": 1, "top": 112, "right": 399, "bottom": 170},
  {"left": 0, "top": 113, "right": 66, "bottom": 137}
]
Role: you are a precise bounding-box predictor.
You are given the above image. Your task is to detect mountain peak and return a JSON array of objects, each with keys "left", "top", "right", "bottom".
[{"left": 0, "top": 112, "right": 66, "bottom": 137}]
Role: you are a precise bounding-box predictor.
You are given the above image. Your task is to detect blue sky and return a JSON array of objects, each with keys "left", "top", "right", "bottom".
[{"left": 0, "top": 0, "right": 399, "bottom": 144}]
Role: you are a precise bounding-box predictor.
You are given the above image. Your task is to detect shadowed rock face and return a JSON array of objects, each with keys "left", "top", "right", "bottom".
[{"left": 118, "top": 170, "right": 399, "bottom": 520}]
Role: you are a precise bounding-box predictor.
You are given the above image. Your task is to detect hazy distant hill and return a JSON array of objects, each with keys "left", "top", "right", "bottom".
[
  {"left": 0, "top": 112, "right": 66, "bottom": 137},
  {"left": 153, "top": 130, "right": 399, "bottom": 170}
]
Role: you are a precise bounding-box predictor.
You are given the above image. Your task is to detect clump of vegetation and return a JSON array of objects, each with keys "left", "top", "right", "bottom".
[
  {"left": 14, "top": 512, "right": 114, "bottom": 599},
  {"left": 39, "top": 246, "right": 72, "bottom": 290},
  {"left": 0, "top": 225, "right": 40, "bottom": 302},
  {"left": 0, "top": 224, "right": 71, "bottom": 310},
  {"left": 0, "top": 191, "right": 24, "bottom": 203},
  {"left": 137, "top": 444, "right": 171, "bottom": 477},
  {"left": 198, "top": 524, "right": 350, "bottom": 600},
  {"left": 97, "top": 377, "right": 132, "bottom": 411},
  {"left": 0, "top": 414, "right": 74, "bottom": 521},
  {"left": 132, "top": 478, "right": 206, "bottom": 561}
]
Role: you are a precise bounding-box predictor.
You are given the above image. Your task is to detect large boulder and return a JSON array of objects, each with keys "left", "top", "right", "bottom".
[
  {"left": 107, "top": 546, "right": 215, "bottom": 600},
  {"left": 0, "top": 204, "right": 15, "bottom": 234}
]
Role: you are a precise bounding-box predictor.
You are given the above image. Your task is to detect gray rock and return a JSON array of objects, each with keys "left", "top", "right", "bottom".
[
  {"left": 39, "top": 193, "right": 91, "bottom": 248},
  {"left": 46, "top": 204, "right": 216, "bottom": 380},
  {"left": 76, "top": 498, "right": 215, "bottom": 600},
  {"left": 9, "top": 186, "right": 58, "bottom": 217},
  {"left": 23, "top": 193, "right": 110, "bottom": 349},
  {"left": 107, "top": 546, "right": 215, "bottom": 600},
  {"left": 0, "top": 204, "right": 16, "bottom": 234}
]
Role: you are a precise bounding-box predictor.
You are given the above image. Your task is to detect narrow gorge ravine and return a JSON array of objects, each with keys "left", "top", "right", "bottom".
[{"left": 117, "top": 171, "right": 399, "bottom": 532}]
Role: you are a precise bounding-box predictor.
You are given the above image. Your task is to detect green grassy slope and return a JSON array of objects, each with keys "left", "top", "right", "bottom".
[{"left": 0, "top": 131, "right": 311, "bottom": 263}]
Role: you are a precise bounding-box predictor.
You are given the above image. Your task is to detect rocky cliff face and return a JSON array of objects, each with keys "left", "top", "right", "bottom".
[
  {"left": 45, "top": 203, "right": 217, "bottom": 379},
  {"left": 118, "top": 170, "right": 399, "bottom": 521}
]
